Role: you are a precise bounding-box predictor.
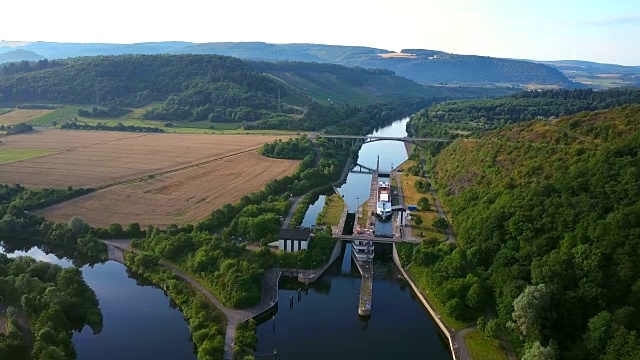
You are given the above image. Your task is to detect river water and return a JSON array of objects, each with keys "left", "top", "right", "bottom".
[
  {"left": 257, "top": 117, "right": 451, "bottom": 359},
  {"left": 0, "top": 245, "right": 197, "bottom": 360}
]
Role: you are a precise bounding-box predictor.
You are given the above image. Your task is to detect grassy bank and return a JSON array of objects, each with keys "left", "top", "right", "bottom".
[
  {"left": 316, "top": 192, "right": 345, "bottom": 227},
  {"left": 398, "top": 160, "right": 444, "bottom": 240},
  {"left": 464, "top": 330, "right": 509, "bottom": 360}
]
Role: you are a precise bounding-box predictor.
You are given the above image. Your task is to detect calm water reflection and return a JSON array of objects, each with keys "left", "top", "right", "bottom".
[{"left": 0, "top": 245, "right": 197, "bottom": 360}]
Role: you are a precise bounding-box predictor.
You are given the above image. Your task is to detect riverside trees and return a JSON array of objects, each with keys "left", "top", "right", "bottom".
[{"left": 0, "top": 256, "right": 102, "bottom": 360}]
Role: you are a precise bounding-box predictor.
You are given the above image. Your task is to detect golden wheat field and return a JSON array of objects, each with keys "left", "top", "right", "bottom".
[
  {"left": 37, "top": 151, "right": 299, "bottom": 227},
  {"left": 0, "top": 130, "right": 291, "bottom": 188}
]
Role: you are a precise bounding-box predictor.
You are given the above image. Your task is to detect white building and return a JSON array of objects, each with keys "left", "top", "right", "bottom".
[{"left": 278, "top": 228, "right": 311, "bottom": 252}]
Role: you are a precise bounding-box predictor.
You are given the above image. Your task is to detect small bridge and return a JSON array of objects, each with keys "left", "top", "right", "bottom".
[{"left": 318, "top": 135, "right": 450, "bottom": 148}]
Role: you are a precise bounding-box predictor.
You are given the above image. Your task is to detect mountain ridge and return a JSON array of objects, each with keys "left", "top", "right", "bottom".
[{"left": 0, "top": 41, "right": 576, "bottom": 87}]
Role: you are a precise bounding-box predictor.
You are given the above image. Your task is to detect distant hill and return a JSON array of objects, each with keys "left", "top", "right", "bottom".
[
  {"left": 526, "top": 59, "right": 640, "bottom": 89},
  {"left": 0, "top": 49, "right": 45, "bottom": 64},
  {"left": 409, "top": 88, "right": 640, "bottom": 138},
  {"left": 0, "top": 41, "right": 576, "bottom": 87},
  {"left": 178, "top": 43, "right": 575, "bottom": 87}
]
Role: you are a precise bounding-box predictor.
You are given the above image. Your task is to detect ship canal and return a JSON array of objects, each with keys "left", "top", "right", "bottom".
[{"left": 256, "top": 117, "right": 452, "bottom": 359}]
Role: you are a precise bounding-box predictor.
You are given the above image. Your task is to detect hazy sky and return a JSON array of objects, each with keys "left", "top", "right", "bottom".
[{"left": 2, "top": 0, "right": 639, "bottom": 65}]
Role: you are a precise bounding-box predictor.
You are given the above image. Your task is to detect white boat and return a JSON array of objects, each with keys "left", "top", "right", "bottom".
[
  {"left": 376, "top": 181, "right": 392, "bottom": 219},
  {"left": 352, "top": 239, "right": 374, "bottom": 261}
]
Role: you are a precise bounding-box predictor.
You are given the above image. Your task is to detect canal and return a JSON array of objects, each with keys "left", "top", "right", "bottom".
[
  {"left": 257, "top": 117, "right": 451, "bottom": 359},
  {"left": 0, "top": 244, "right": 197, "bottom": 360}
]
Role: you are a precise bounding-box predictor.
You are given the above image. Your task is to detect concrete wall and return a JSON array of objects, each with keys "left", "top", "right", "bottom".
[
  {"left": 392, "top": 244, "right": 458, "bottom": 360},
  {"left": 298, "top": 240, "right": 343, "bottom": 283}
]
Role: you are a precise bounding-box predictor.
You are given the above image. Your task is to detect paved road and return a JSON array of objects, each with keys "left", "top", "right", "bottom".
[
  {"left": 282, "top": 195, "right": 302, "bottom": 228},
  {"left": 103, "top": 239, "right": 279, "bottom": 360}
]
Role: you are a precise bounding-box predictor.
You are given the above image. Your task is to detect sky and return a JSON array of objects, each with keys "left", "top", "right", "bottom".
[{"left": 1, "top": 0, "right": 639, "bottom": 65}]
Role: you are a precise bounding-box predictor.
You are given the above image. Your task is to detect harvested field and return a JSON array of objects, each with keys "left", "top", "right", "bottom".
[
  {"left": 0, "top": 130, "right": 291, "bottom": 188},
  {"left": 0, "top": 109, "right": 54, "bottom": 125},
  {"left": 38, "top": 151, "right": 299, "bottom": 227}
]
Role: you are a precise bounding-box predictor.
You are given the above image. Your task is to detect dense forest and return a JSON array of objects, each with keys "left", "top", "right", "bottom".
[
  {"left": 410, "top": 88, "right": 640, "bottom": 138},
  {"left": 0, "top": 256, "right": 103, "bottom": 360},
  {"left": 404, "top": 105, "right": 640, "bottom": 359}
]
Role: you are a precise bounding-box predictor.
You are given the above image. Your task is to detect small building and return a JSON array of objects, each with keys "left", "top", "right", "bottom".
[{"left": 278, "top": 228, "right": 311, "bottom": 252}]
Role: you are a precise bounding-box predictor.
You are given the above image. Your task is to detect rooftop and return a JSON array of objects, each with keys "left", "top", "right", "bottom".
[{"left": 279, "top": 228, "right": 311, "bottom": 241}]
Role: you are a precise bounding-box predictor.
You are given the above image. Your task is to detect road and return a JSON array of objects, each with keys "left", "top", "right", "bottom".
[{"left": 282, "top": 195, "right": 302, "bottom": 228}]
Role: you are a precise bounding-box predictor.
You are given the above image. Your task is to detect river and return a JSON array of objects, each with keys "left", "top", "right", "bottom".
[
  {"left": 257, "top": 117, "right": 451, "bottom": 359},
  {"left": 0, "top": 245, "right": 197, "bottom": 360}
]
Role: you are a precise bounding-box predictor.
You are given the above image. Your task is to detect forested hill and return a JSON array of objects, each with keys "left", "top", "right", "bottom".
[
  {"left": 427, "top": 105, "right": 640, "bottom": 359},
  {"left": 410, "top": 88, "right": 640, "bottom": 138},
  {"left": 0, "top": 54, "right": 514, "bottom": 125},
  {"left": 1, "top": 41, "right": 575, "bottom": 87},
  {"left": 176, "top": 43, "right": 576, "bottom": 87}
]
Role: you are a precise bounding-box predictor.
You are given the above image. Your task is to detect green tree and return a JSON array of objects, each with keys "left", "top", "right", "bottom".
[
  {"left": 522, "top": 341, "right": 556, "bottom": 360},
  {"left": 432, "top": 218, "right": 449, "bottom": 232},
  {"left": 68, "top": 216, "right": 88, "bottom": 235},
  {"left": 509, "top": 284, "right": 550, "bottom": 342},
  {"left": 413, "top": 215, "right": 423, "bottom": 226},
  {"left": 418, "top": 197, "right": 430, "bottom": 211}
]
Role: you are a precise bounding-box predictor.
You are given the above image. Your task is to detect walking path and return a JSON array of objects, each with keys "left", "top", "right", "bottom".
[
  {"left": 281, "top": 195, "right": 302, "bottom": 228},
  {"left": 420, "top": 157, "right": 457, "bottom": 244},
  {"left": 103, "top": 239, "right": 279, "bottom": 360}
]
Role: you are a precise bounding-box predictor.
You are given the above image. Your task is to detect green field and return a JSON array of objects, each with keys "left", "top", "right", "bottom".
[
  {"left": 0, "top": 149, "right": 52, "bottom": 164},
  {"left": 27, "top": 106, "right": 83, "bottom": 126},
  {"left": 0, "top": 109, "right": 12, "bottom": 116},
  {"left": 20, "top": 104, "right": 303, "bottom": 135},
  {"left": 464, "top": 330, "right": 509, "bottom": 360}
]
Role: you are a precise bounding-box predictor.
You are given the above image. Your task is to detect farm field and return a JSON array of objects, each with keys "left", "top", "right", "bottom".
[
  {"left": 0, "top": 149, "right": 52, "bottom": 164},
  {"left": 0, "top": 109, "right": 55, "bottom": 125},
  {"left": 0, "top": 130, "right": 292, "bottom": 188},
  {"left": 38, "top": 151, "right": 299, "bottom": 227}
]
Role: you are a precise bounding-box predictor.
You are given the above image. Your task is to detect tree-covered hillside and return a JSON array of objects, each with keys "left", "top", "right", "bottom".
[
  {"left": 1, "top": 41, "right": 576, "bottom": 87},
  {"left": 416, "top": 105, "right": 640, "bottom": 359},
  {"left": 0, "top": 54, "right": 514, "bottom": 129},
  {"left": 410, "top": 88, "right": 640, "bottom": 138}
]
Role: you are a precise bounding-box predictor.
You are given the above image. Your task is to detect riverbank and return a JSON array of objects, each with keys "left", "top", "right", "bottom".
[{"left": 103, "top": 239, "right": 279, "bottom": 360}]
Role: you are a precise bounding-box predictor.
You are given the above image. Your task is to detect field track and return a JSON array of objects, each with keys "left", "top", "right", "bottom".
[
  {"left": 0, "top": 109, "right": 54, "bottom": 125},
  {"left": 0, "top": 130, "right": 292, "bottom": 188},
  {"left": 37, "top": 151, "right": 299, "bottom": 227}
]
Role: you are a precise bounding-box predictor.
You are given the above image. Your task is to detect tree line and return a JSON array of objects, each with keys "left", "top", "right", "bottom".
[
  {"left": 60, "top": 121, "right": 164, "bottom": 133},
  {"left": 410, "top": 88, "right": 640, "bottom": 138}
]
